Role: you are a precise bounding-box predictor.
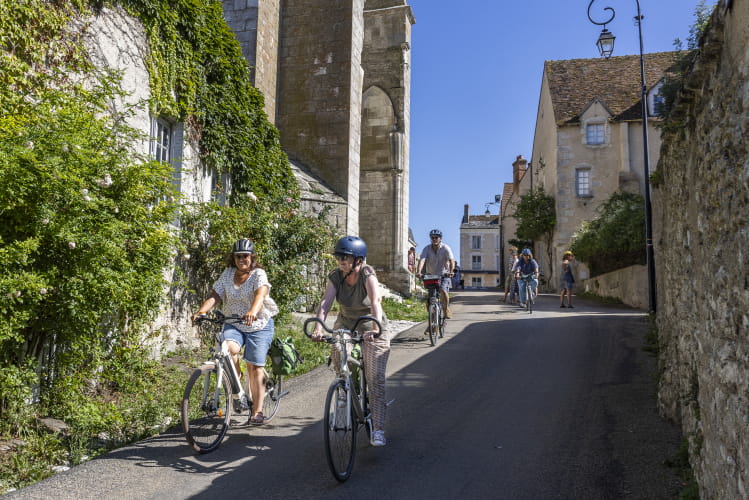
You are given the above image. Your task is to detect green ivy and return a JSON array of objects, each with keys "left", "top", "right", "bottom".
[
  {"left": 0, "top": 2, "right": 337, "bottom": 486},
  {"left": 119, "top": 0, "right": 297, "bottom": 201},
  {"left": 0, "top": 0, "right": 178, "bottom": 434}
]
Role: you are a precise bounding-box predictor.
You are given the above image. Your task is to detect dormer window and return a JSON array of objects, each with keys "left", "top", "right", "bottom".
[{"left": 586, "top": 123, "right": 605, "bottom": 145}]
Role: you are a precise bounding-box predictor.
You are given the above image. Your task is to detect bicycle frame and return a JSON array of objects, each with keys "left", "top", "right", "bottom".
[
  {"left": 201, "top": 322, "right": 248, "bottom": 405},
  {"left": 304, "top": 315, "right": 382, "bottom": 482},
  {"left": 329, "top": 333, "right": 369, "bottom": 434}
]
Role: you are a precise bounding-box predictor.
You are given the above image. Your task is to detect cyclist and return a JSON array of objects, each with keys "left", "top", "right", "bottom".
[
  {"left": 191, "top": 238, "right": 279, "bottom": 424},
  {"left": 311, "top": 236, "right": 390, "bottom": 447},
  {"left": 416, "top": 229, "right": 455, "bottom": 320},
  {"left": 513, "top": 248, "right": 539, "bottom": 307}
]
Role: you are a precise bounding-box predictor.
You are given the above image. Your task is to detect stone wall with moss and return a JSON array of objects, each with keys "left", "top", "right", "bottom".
[{"left": 652, "top": 1, "right": 749, "bottom": 497}]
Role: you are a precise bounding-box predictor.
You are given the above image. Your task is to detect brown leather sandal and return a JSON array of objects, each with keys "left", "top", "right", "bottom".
[{"left": 250, "top": 412, "right": 265, "bottom": 424}]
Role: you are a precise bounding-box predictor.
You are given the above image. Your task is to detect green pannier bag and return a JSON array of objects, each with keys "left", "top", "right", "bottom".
[{"left": 269, "top": 336, "right": 302, "bottom": 375}]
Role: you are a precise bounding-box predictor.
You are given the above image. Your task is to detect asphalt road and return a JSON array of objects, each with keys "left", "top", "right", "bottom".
[{"left": 7, "top": 290, "right": 685, "bottom": 499}]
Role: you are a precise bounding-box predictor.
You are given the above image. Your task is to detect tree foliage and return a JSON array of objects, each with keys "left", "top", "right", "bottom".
[
  {"left": 514, "top": 187, "right": 556, "bottom": 277},
  {"left": 0, "top": 0, "right": 336, "bottom": 475},
  {"left": 0, "top": 0, "right": 179, "bottom": 438},
  {"left": 570, "top": 192, "right": 646, "bottom": 277}
]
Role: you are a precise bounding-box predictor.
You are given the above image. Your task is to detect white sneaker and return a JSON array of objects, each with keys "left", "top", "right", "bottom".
[{"left": 370, "top": 430, "right": 386, "bottom": 447}]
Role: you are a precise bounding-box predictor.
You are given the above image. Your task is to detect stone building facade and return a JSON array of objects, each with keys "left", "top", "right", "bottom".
[
  {"left": 459, "top": 205, "right": 501, "bottom": 288},
  {"left": 511, "top": 52, "right": 678, "bottom": 290},
  {"left": 222, "top": 0, "right": 415, "bottom": 294},
  {"left": 653, "top": 0, "right": 749, "bottom": 497}
]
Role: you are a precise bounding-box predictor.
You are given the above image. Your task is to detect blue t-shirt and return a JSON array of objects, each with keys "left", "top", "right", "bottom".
[{"left": 513, "top": 258, "right": 538, "bottom": 276}]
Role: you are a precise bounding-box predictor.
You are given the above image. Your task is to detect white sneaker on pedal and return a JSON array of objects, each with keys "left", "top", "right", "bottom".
[{"left": 370, "top": 430, "right": 386, "bottom": 447}]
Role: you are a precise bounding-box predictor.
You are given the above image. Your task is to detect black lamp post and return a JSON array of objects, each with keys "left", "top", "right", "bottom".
[
  {"left": 485, "top": 195, "right": 504, "bottom": 286},
  {"left": 587, "top": 0, "right": 657, "bottom": 314}
]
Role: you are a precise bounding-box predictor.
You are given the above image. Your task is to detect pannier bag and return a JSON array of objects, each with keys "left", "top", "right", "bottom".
[{"left": 269, "top": 336, "right": 302, "bottom": 375}]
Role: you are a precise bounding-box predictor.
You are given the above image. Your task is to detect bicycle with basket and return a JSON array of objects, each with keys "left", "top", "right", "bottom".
[{"left": 422, "top": 273, "right": 447, "bottom": 346}]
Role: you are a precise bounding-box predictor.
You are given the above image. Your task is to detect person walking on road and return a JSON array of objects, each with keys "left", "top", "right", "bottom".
[
  {"left": 559, "top": 251, "right": 576, "bottom": 308},
  {"left": 502, "top": 247, "right": 518, "bottom": 303},
  {"left": 416, "top": 229, "right": 456, "bottom": 319},
  {"left": 310, "top": 236, "right": 390, "bottom": 447}
]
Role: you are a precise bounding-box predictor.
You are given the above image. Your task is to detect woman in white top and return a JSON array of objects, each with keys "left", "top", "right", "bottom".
[{"left": 192, "top": 238, "right": 278, "bottom": 424}]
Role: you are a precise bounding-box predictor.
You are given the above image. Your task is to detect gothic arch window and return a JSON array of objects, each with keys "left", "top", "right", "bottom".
[{"left": 361, "top": 86, "right": 396, "bottom": 171}]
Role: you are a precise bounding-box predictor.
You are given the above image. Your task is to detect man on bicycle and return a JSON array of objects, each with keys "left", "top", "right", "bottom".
[
  {"left": 513, "top": 248, "right": 539, "bottom": 307},
  {"left": 416, "top": 229, "right": 456, "bottom": 320}
]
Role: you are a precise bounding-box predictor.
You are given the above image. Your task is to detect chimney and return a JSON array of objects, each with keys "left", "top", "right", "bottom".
[
  {"left": 462, "top": 204, "right": 469, "bottom": 223},
  {"left": 513, "top": 154, "right": 528, "bottom": 192}
]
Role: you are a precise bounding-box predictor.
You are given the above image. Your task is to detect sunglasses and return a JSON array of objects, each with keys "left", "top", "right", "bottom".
[{"left": 430, "top": 236, "right": 440, "bottom": 240}]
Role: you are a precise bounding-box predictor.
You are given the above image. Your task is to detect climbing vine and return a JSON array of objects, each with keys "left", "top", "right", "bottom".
[
  {"left": 120, "top": 0, "right": 297, "bottom": 200},
  {"left": 0, "top": 0, "right": 335, "bottom": 489}
]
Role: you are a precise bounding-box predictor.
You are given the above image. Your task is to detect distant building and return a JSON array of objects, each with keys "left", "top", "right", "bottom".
[
  {"left": 504, "top": 52, "right": 679, "bottom": 289},
  {"left": 459, "top": 204, "right": 501, "bottom": 288}
]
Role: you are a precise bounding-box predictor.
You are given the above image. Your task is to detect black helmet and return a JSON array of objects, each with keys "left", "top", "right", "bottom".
[
  {"left": 333, "top": 236, "right": 367, "bottom": 259},
  {"left": 429, "top": 229, "right": 442, "bottom": 238},
  {"left": 232, "top": 238, "right": 255, "bottom": 254}
]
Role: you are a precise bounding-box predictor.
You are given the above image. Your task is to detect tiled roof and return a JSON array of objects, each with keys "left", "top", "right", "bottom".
[
  {"left": 461, "top": 215, "right": 499, "bottom": 226},
  {"left": 545, "top": 51, "right": 681, "bottom": 124}
]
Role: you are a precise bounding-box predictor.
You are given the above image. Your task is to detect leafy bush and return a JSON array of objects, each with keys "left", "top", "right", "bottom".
[{"left": 571, "top": 192, "right": 646, "bottom": 277}]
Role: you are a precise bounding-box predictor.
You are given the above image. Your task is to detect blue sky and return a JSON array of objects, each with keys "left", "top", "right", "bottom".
[{"left": 406, "top": 0, "right": 710, "bottom": 255}]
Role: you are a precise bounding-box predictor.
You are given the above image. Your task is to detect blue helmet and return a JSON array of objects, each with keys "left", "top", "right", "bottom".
[
  {"left": 334, "top": 236, "right": 367, "bottom": 259},
  {"left": 429, "top": 229, "right": 442, "bottom": 238},
  {"left": 521, "top": 248, "right": 532, "bottom": 256}
]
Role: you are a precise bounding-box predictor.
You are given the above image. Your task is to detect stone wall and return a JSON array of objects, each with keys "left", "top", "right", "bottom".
[
  {"left": 276, "top": 0, "right": 364, "bottom": 236},
  {"left": 221, "top": 0, "right": 281, "bottom": 122},
  {"left": 653, "top": 1, "right": 749, "bottom": 497},
  {"left": 581, "top": 265, "right": 647, "bottom": 310},
  {"left": 360, "top": 1, "right": 414, "bottom": 292}
]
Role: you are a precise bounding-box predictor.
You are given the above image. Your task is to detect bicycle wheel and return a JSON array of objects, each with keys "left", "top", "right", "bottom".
[
  {"left": 428, "top": 299, "right": 439, "bottom": 346},
  {"left": 324, "top": 380, "right": 357, "bottom": 482},
  {"left": 182, "top": 364, "right": 232, "bottom": 453},
  {"left": 528, "top": 285, "right": 534, "bottom": 314},
  {"left": 260, "top": 374, "right": 282, "bottom": 422},
  {"left": 438, "top": 306, "right": 446, "bottom": 338}
]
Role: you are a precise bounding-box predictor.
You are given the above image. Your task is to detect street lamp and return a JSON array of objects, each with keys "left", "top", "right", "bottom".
[
  {"left": 587, "top": 0, "right": 657, "bottom": 313},
  {"left": 485, "top": 195, "right": 504, "bottom": 286}
]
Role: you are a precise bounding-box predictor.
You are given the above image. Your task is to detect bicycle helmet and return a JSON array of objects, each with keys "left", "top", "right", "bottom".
[
  {"left": 521, "top": 248, "right": 532, "bottom": 256},
  {"left": 333, "top": 236, "right": 367, "bottom": 259},
  {"left": 232, "top": 238, "right": 255, "bottom": 254},
  {"left": 429, "top": 229, "right": 442, "bottom": 238}
]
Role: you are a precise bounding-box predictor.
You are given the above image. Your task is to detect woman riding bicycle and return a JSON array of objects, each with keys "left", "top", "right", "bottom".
[
  {"left": 311, "top": 236, "right": 390, "bottom": 447},
  {"left": 513, "top": 248, "right": 539, "bottom": 307},
  {"left": 191, "top": 238, "right": 279, "bottom": 424}
]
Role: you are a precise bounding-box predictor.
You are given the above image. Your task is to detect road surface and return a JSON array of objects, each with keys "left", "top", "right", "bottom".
[{"left": 8, "top": 290, "right": 685, "bottom": 499}]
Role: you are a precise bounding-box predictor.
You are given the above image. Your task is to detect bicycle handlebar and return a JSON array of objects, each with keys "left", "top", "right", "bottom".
[
  {"left": 194, "top": 310, "right": 243, "bottom": 326},
  {"left": 303, "top": 316, "right": 383, "bottom": 343}
]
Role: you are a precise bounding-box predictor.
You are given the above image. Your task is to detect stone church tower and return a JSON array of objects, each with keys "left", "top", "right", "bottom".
[{"left": 221, "top": 0, "right": 414, "bottom": 294}]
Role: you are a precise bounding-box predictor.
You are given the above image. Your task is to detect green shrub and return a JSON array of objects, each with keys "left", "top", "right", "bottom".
[{"left": 571, "top": 192, "right": 646, "bottom": 277}]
